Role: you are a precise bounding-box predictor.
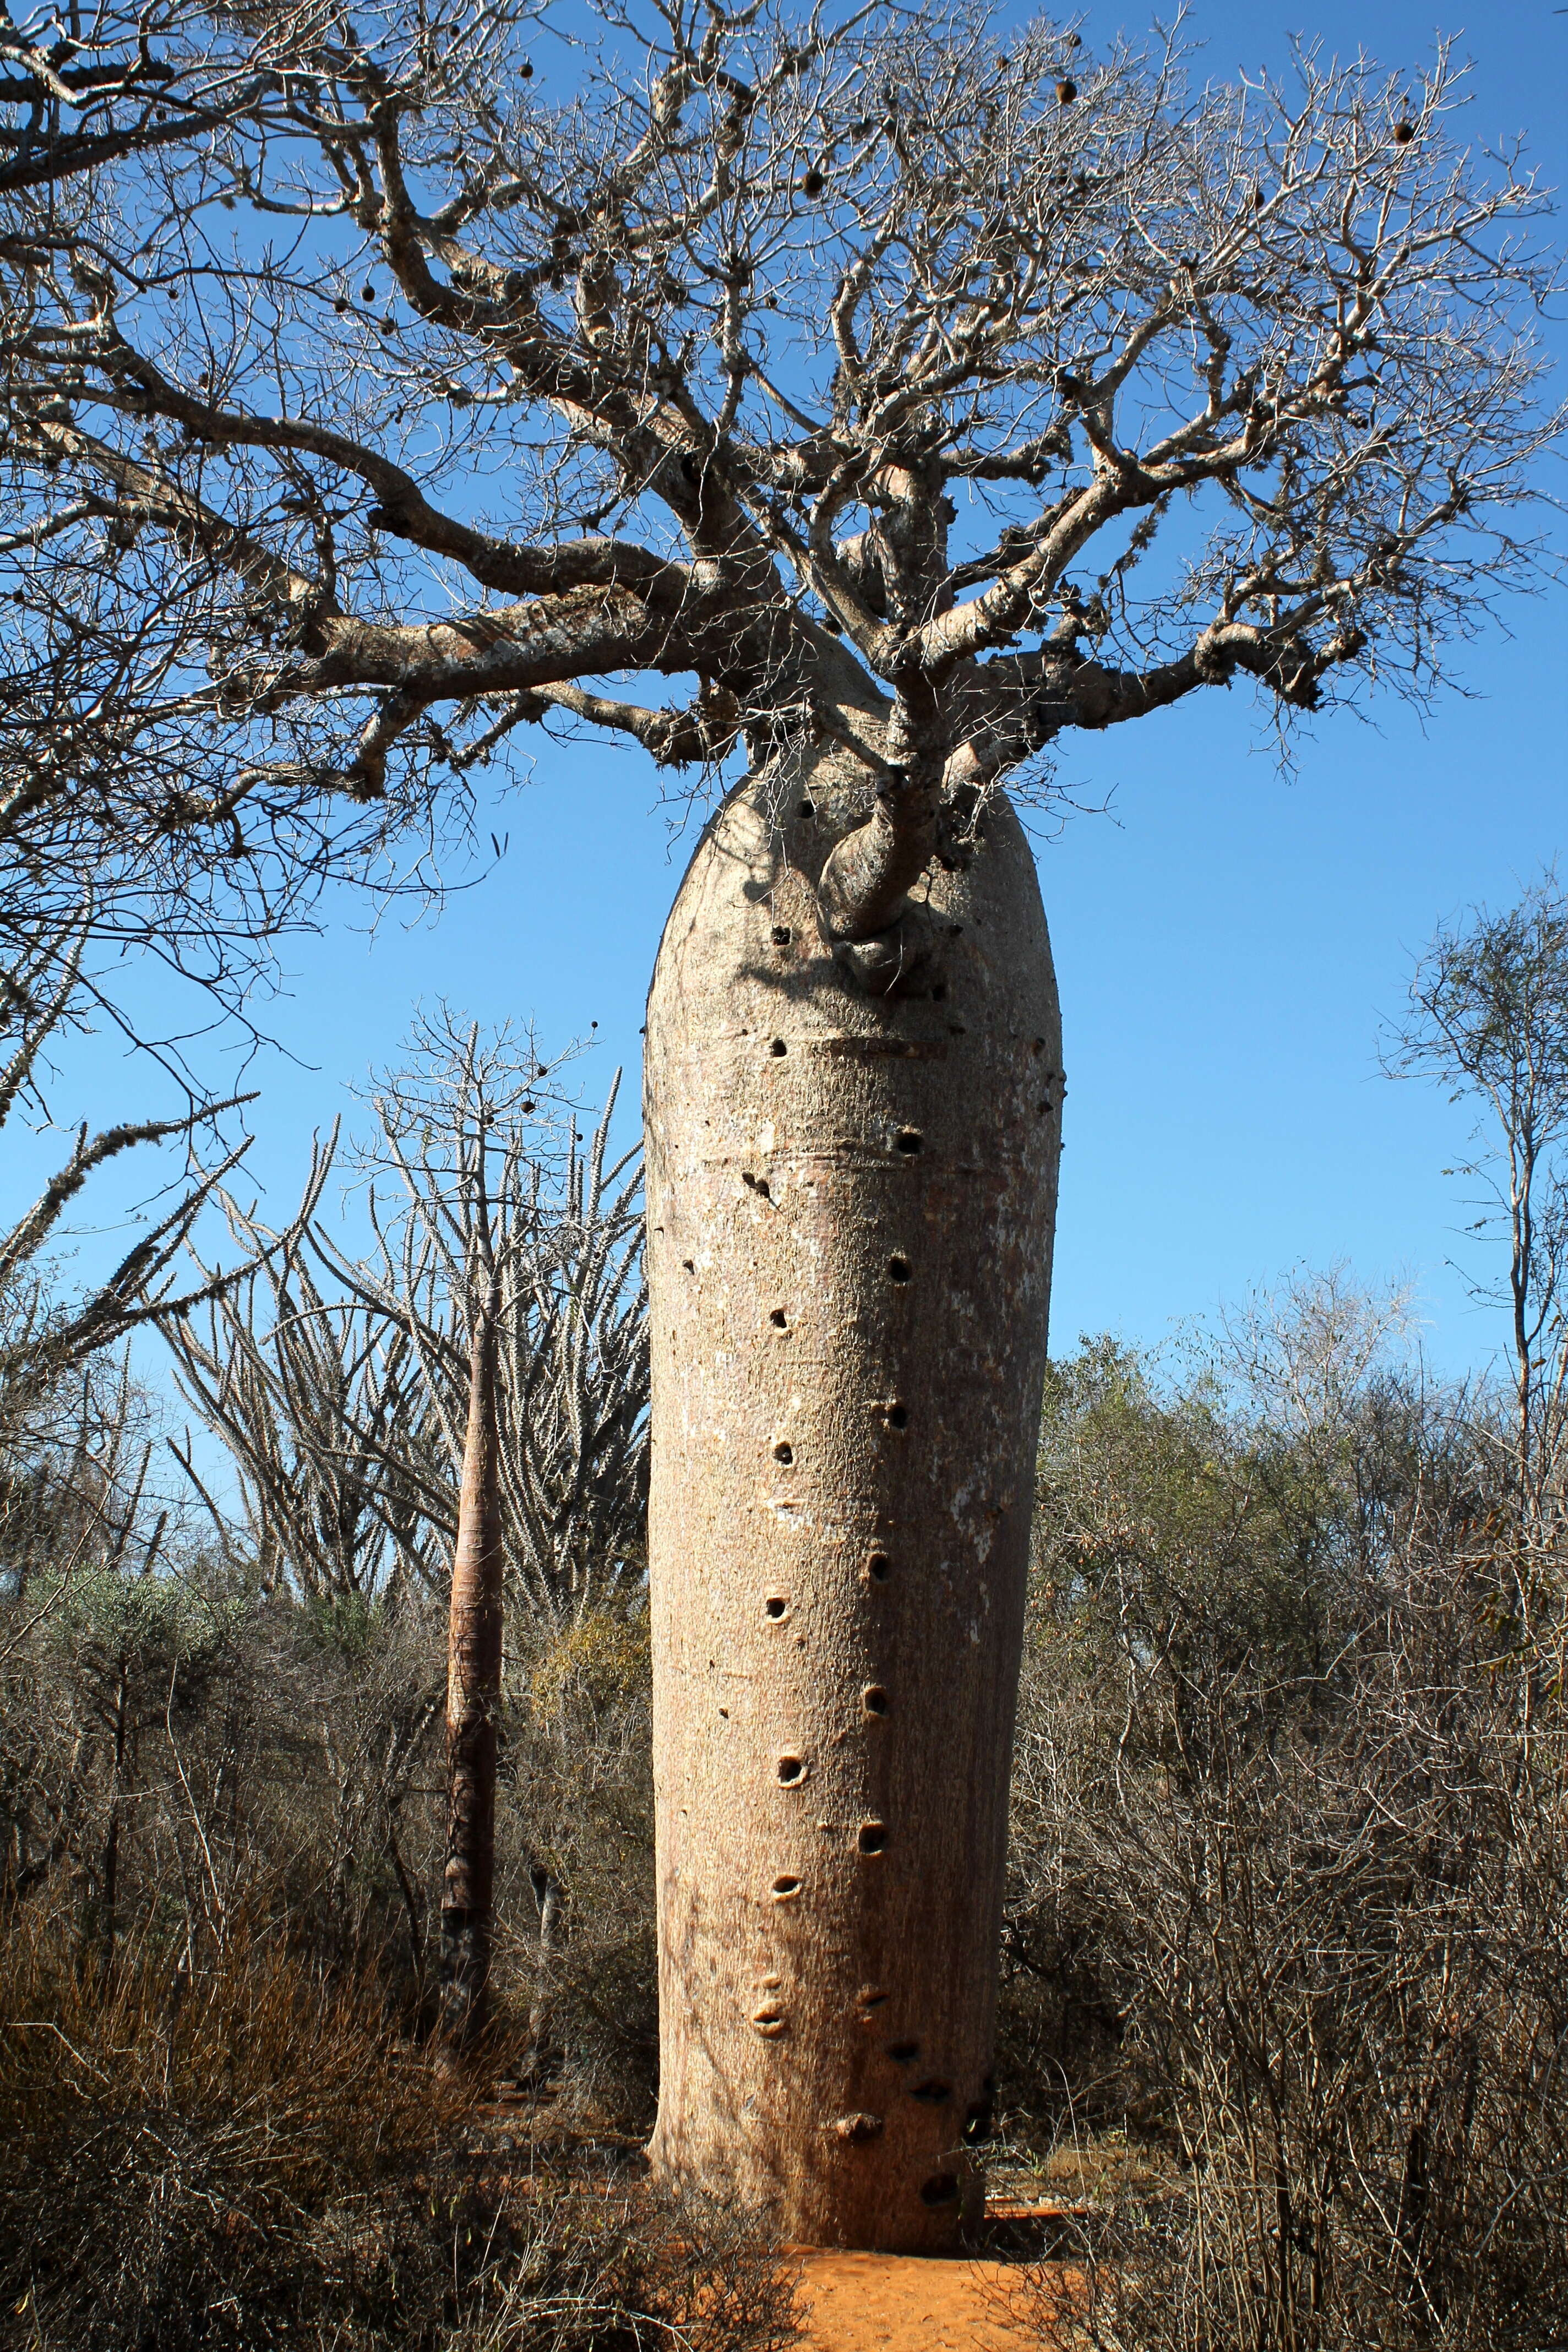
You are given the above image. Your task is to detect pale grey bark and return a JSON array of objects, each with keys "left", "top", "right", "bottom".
[{"left": 645, "top": 748, "right": 1060, "bottom": 2245}]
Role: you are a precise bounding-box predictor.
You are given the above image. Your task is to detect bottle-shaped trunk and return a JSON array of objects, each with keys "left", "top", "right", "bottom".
[
  {"left": 439, "top": 1284, "right": 504, "bottom": 2044},
  {"left": 644, "top": 762, "right": 1061, "bottom": 2249}
]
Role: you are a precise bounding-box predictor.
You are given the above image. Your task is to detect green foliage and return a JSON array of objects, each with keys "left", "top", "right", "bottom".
[
  {"left": 43, "top": 1564, "right": 237, "bottom": 1667},
  {"left": 303, "top": 1586, "right": 388, "bottom": 1659}
]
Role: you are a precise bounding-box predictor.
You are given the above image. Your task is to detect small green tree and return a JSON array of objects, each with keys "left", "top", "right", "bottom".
[{"left": 1391, "top": 875, "right": 1568, "bottom": 1546}]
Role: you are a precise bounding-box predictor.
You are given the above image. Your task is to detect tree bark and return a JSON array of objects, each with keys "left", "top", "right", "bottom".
[
  {"left": 439, "top": 1278, "right": 504, "bottom": 2045},
  {"left": 644, "top": 756, "right": 1061, "bottom": 2248},
  {"left": 97, "top": 1649, "right": 130, "bottom": 1973}
]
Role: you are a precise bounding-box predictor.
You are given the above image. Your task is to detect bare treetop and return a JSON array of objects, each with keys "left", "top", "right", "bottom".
[
  {"left": 0, "top": 0, "right": 300, "bottom": 193},
  {"left": 2, "top": 0, "right": 1560, "bottom": 951}
]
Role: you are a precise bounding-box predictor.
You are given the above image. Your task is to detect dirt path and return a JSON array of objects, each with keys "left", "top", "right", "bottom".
[
  {"left": 794, "top": 2248, "right": 1048, "bottom": 2350},
  {"left": 478, "top": 2092, "right": 1076, "bottom": 2347}
]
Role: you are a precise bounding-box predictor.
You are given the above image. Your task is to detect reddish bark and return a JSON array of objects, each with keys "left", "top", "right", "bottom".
[{"left": 439, "top": 1278, "right": 504, "bottom": 2045}]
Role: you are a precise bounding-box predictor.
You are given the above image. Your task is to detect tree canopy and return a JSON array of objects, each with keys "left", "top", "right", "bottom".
[{"left": 0, "top": 0, "right": 1559, "bottom": 990}]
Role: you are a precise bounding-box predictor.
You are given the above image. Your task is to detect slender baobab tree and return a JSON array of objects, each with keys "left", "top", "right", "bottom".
[
  {"left": 2, "top": 0, "right": 1559, "bottom": 2244},
  {"left": 346, "top": 1012, "right": 569, "bottom": 2041}
]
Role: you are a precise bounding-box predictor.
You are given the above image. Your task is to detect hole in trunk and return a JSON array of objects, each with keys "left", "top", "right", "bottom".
[
  {"left": 888, "top": 1256, "right": 910, "bottom": 1282},
  {"left": 772, "top": 1875, "right": 802, "bottom": 1899},
  {"left": 921, "top": 2174, "right": 960, "bottom": 2207},
  {"left": 770, "top": 1038, "right": 787, "bottom": 1055},
  {"left": 798, "top": 800, "right": 815, "bottom": 818},
  {"left": 681, "top": 1258, "right": 695, "bottom": 1272},
  {"left": 770, "top": 1308, "right": 788, "bottom": 1329},
  {"left": 772, "top": 924, "right": 792, "bottom": 945},
  {"left": 777, "top": 1754, "right": 807, "bottom": 1785},
  {"left": 774, "top": 1441, "right": 794, "bottom": 1465},
  {"left": 832, "top": 2111, "right": 884, "bottom": 2143},
  {"left": 857, "top": 1820, "right": 888, "bottom": 1854},
  {"left": 752, "top": 2005, "right": 787, "bottom": 2036},
  {"left": 895, "top": 1129, "right": 922, "bottom": 1154},
  {"left": 764, "top": 1596, "right": 788, "bottom": 1620},
  {"left": 858, "top": 1986, "right": 889, "bottom": 2009},
  {"left": 867, "top": 1551, "right": 891, "bottom": 1581},
  {"left": 863, "top": 1685, "right": 889, "bottom": 1716},
  {"left": 888, "top": 1404, "right": 909, "bottom": 1430},
  {"left": 911, "top": 2078, "right": 952, "bottom": 2104},
  {"left": 886, "top": 2040, "right": 920, "bottom": 2063},
  {"left": 932, "top": 982, "right": 947, "bottom": 1001}
]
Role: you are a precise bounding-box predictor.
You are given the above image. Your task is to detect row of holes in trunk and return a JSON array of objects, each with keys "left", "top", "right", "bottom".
[
  {"left": 770, "top": 1255, "right": 908, "bottom": 1336},
  {"left": 763, "top": 1545, "right": 891, "bottom": 1627},
  {"left": 774, "top": 1403, "right": 905, "bottom": 1467}
]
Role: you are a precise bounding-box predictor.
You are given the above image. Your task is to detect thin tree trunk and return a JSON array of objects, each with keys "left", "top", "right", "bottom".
[
  {"left": 527, "top": 1859, "right": 563, "bottom": 2060},
  {"left": 644, "top": 758, "right": 1061, "bottom": 2249},
  {"left": 385, "top": 1799, "right": 427, "bottom": 1990},
  {"left": 97, "top": 1651, "right": 130, "bottom": 1972},
  {"left": 439, "top": 1276, "right": 504, "bottom": 2046}
]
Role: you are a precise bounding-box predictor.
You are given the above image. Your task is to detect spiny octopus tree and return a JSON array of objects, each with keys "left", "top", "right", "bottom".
[{"left": 1, "top": 0, "right": 1558, "bottom": 2247}]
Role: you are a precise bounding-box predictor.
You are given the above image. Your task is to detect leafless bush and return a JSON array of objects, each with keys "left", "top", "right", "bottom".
[
  {"left": 1389, "top": 873, "right": 1568, "bottom": 1560},
  {"left": 0, "top": 926, "right": 268, "bottom": 1473},
  {"left": 1004, "top": 1280, "right": 1568, "bottom": 2350}
]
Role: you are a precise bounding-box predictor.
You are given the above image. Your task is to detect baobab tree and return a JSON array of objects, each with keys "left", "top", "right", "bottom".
[{"left": 2, "top": 0, "right": 1559, "bottom": 2247}]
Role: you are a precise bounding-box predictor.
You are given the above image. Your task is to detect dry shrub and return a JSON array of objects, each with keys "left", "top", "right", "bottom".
[
  {"left": 1006, "top": 1310, "right": 1568, "bottom": 2351},
  {"left": 503, "top": 1607, "right": 658, "bottom": 2126},
  {"left": 0, "top": 1922, "right": 796, "bottom": 2351},
  {"left": 0, "top": 1560, "right": 662, "bottom": 2121},
  {"left": 458, "top": 2188, "right": 801, "bottom": 2352},
  {"left": 0, "top": 1919, "right": 472, "bottom": 2347}
]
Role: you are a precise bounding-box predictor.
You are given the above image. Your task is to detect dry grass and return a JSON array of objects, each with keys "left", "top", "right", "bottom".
[{"left": 0, "top": 1920, "right": 796, "bottom": 2352}]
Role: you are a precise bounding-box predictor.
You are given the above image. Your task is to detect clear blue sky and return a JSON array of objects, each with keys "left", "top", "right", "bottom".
[{"left": 10, "top": 0, "right": 1567, "bottom": 1398}]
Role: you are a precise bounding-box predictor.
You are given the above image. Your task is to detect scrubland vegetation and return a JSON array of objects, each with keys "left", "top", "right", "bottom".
[
  {"left": 4, "top": 883, "right": 1567, "bottom": 2349},
  {"left": 0, "top": 0, "right": 1562, "bottom": 2331}
]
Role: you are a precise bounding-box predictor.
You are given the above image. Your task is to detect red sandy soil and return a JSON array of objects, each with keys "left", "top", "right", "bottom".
[
  {"left": 792, "top": 2203, "right": 1082, "bottom": 2351},
  {"left": 793, "top": 2248, "right": 1050, "bottom": 2350},
  {"left": 481, "top": 2092, "right": 1077, "bottom": 2348}
]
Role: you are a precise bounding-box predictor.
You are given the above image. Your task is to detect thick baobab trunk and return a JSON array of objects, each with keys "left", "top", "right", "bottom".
[
  {"left": 644, "top": 756, "right": 1061, "bottom": 2250},
  {"left": 439, "top": 1283, "right": 504, "bottom": 2044}
]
